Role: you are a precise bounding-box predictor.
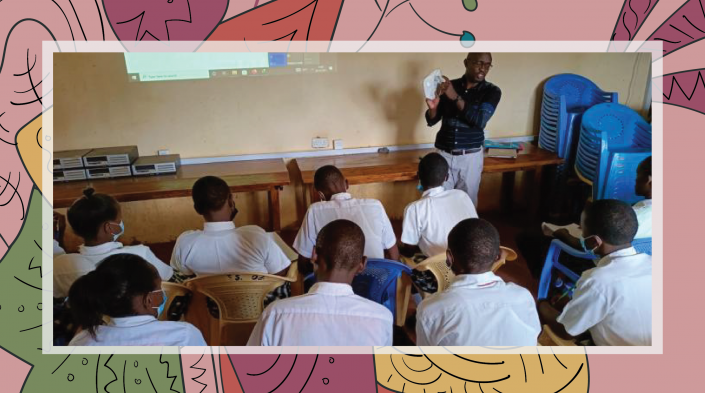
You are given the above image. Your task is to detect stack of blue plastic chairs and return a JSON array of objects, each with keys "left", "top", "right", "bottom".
[
  {"left": 575, "top": 103, "right": 651, "bottom": 204},
  {"left": 538, "top": 74, "right": 617, "bottom": 219},
  {"left": 539, "top": 74, "right": 618, "bottom": 163}
]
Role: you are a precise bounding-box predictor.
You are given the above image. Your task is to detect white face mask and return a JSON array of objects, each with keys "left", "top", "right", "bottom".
[{"left": 109, "top": 221, "right": 125, "bottom": 241}]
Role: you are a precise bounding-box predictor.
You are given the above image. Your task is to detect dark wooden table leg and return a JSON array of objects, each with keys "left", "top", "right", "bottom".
[
  {"left": 501, "top": 171, "right": 516, "bottom": 213},
  {"left": 268, "top": 186, "right": 282, "bottom": 232},
  {"left": 529, "top": 166, "right": 544, "bottom": 222}
]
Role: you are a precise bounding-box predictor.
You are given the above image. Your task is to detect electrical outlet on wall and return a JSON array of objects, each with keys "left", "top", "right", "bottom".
[
  {"left": 158, "top": 149, "right": 170, "bottom": 156},
  {"left": 312, "top": 137, "right": 329, "bottom": 149},
  {"left": 333, "top": 139, "right": 344, "bottom": 150}
]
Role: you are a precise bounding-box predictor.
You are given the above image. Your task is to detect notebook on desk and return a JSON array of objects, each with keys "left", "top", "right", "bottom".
[{"left": 487, "top": 148, "right": 518, "bottom": 159}]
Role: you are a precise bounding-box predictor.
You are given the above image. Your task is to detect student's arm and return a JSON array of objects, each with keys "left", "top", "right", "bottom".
[
  {"left": 385, "top": 245, "right": 401, "bottom": 262},
  {"left": 385, "top": 320, "right": 394, "bottom": 346},
  {"left": 552, "top": 228, "right": 583, "bottom": 251},
  {"left": 415, "top": 312, "right": 433, "bottom": 346},
  {"left": 184, "top": 324, "right": 208, "bottom": 346},
  {"left": 143, "top": 247, "right": 174, "bottom": 281},
  {"left": 263, "top": 236, "right": 293, "bottom": 277},
  {"left": 400, "top": 204, "right": 421, "bottom": 258},
  {"left": 555, "top": 280, "right": 609, "bottom": 340},
  {"left": 537, "top": 300, "right": 575, "bottom": 340},
  {"left": 399, "top": 243, "right": 422, "bottom": 258},
  {"left": 379, "top": 206, "right": 400, "bottom": 261},
  {"left": 272, "top": 266, "right": 290, "bottom": 277},
  {"left": 170, "top": 236, "right": 193, "bottom": 276}
]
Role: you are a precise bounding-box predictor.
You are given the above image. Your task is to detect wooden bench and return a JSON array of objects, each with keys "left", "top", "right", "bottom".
[
  {"left": 53, "top": 159, "right": 290, "bottom": 231},
  {"left": 294, "top": 143, "right": 563, "bottom": 220}
]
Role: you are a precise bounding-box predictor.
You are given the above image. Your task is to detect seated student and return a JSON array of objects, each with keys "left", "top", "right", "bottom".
[
  {"left": 248, "top": 219, "right": 394, "bottom": 346},
  {"left": 171, "top": 176, "right": 291, "bottom": 276},
  {"left": 632, "top": 156, "right": 652, "bottom": 239},
  {"left": 68, "top": 254, "right": 206, "bottom": 346},
  {"left": 416, "top": 218, "right": 541, "bottom": 346},
  {"left": 538, "top": 199, "right": 652, "bottom": 346},
  {"left": 53, "top": 188, "right": 173, "bottom": 298},
  {"left": 518, "top": 155, "right": 652, "bottom": 278},
  {"left": 401, "top": 152, "right": 478, "bottom": 259},
  {"left": 293, "top": 165, "right": 399, "bottom": 273}
]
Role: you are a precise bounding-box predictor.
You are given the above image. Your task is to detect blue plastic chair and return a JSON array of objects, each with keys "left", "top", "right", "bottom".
[
  {"left": 539, "top": 75, "right": 618, "bottom": 219},
  {"left": 575, "top": 103, "right": 652, "bottom": 203},
  {"left": 538, "top": 238, "right": 652, "bottom": 300},
  {"left": 352, "top": 259, "right": 412, "bottom": 327},
  {"left": 539, "top": 74, "right": 617, "bottom": 160},
  {"left": 303, "top": 259, "right": 412, "bottom": 326},
  {"left": 632, "top": 237, "right": 652, "bottom": 256}
]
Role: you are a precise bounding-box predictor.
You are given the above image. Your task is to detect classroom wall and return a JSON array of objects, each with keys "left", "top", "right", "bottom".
[{"left": 54, "top": 52, "right": 651, "bottom": 247}]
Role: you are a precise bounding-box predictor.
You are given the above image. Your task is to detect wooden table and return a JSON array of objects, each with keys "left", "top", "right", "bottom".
[
  {"left": 294, "top": 144, "right": 563, "bottom": 220},
  {"left": 53, "top": 159, "right": 290, "bottom": 231}
]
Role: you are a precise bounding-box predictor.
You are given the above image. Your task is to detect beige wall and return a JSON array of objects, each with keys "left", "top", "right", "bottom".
[{"left": 54, "top": 52, "right": 651, "bottom": 247}]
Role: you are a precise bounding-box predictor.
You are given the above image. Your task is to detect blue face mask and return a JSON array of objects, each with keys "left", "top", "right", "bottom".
[
  {"left": 417, "top": 183, "right": 424, "bottom": 192},
  {"left": 579, "top": 236, "right": 598, "bottom": 258},
  {"left": 151, "top": 290, "right": 167, "bottom": 318},
  {"left": 110, "top": 221, "right": 125, "bottom": 242}
]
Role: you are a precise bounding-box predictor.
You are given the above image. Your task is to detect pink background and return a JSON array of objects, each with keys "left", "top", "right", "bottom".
[{"left": 0, "top": 0, "right": 701, "bottom": 391}]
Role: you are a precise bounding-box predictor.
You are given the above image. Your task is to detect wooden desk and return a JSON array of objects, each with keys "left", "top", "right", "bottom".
[
  {"left": 53, "top": 159, "right": 290, "bottom": 231},
  {"left": 294, "top": 144, "right": 563, "bottom": 220}
]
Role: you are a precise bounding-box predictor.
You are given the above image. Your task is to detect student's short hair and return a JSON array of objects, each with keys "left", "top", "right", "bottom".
[
  {"left": 192, "top": 176, "right": 230, "bottom": 215},
  {"left": 448, "top": 218, "right": 500, "bottom": 269},
  {"left": 313, "top": 165, "right": 345, "bottom": 192},
  {"left": 583, "top": 199, "right": 638, "bottom": 245},
  {"left": 315, "top": 219, "right": 365, "bottom": 271},
  {"left": 418, "top": 153, "right": 449, "bottom": 188},
  {"left": 638, "top": 156, "right": 652, "bottom": 176},
  {"left": 67, "top": 188, "right": 120, "bottom": 241}
]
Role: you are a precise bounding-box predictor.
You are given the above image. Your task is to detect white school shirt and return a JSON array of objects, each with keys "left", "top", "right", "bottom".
[
  {"left": 53, "top": 242, "right": 173, "bottom": 298},
  {"left": 401, "top": 187, "right": 478, "bottom": 257},
  {"left": 293, "top": 193, "right": 396, "bottom": 259},
  {"left": 171, "top": 222, "right": 291, "bottom": 276},
  {"left": 416, "top": 272, "right": 541, "bottom": 346},
  {"left": 247, "top": 282, "right": 394, "bottom": 346},
  {"left": 633, "top": 199, "right": 652, "bottom": 239},
  {"left": 557, "top": 247, "right": 652, "bottom": 346},
  {"left": 53, "top": 240, "right": 65, "bottom": 256},
  {"left": 69, "top": 315, "right": 206, "bottom": 346}
]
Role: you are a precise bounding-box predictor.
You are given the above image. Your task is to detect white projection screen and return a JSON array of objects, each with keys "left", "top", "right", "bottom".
[{"left": 124, "top": 52, "right": 337, "bottom": 82}]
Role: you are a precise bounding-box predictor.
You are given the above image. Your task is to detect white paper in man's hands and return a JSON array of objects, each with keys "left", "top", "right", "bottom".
[
  {"left": 423, "top": 69, "right": 444, "bottom": 100},
  {"left": 542, "top": 222, "right": 582, "bottom": 238}
]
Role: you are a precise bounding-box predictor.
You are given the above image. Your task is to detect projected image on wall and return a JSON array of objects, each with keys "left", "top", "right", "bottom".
[{"left": 124, "top": 53, "right": 337, "bottom": 82}]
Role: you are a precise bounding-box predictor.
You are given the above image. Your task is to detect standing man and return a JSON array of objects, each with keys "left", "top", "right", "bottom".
[{"left": 425, "top": 52, "right": 501, "bottom": 207}]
